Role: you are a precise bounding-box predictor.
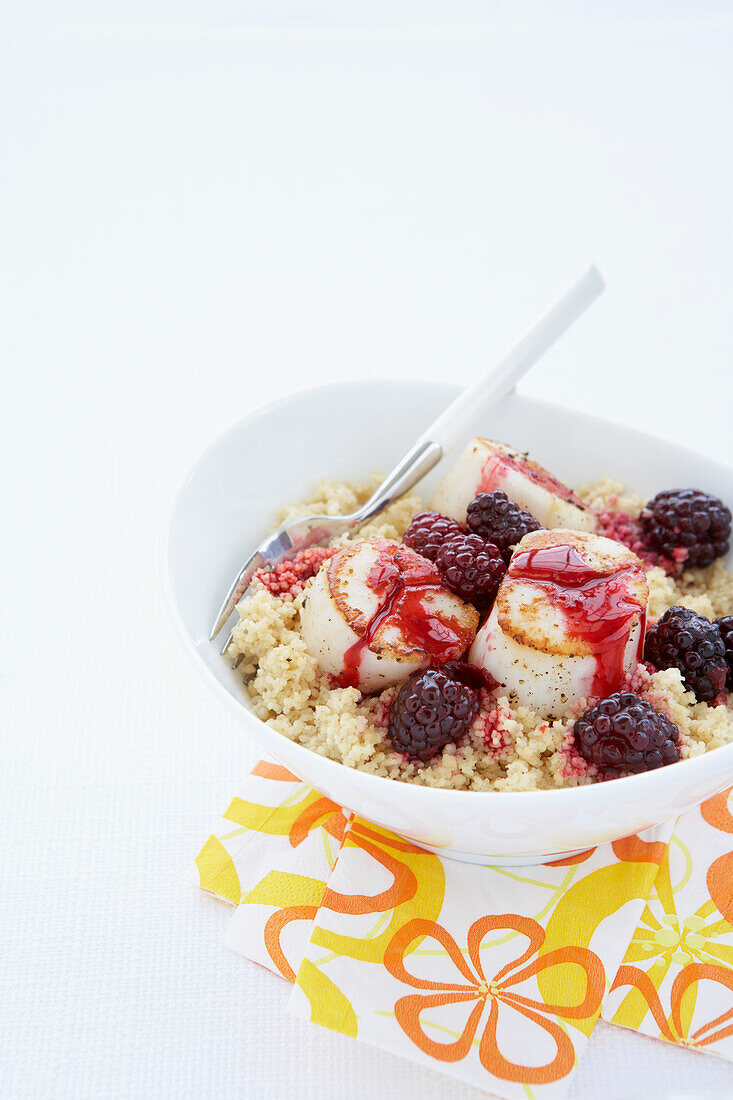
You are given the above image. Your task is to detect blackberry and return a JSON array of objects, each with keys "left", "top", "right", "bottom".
[
  {"left": 440, "top": 660, "right": 498, "bottom": 693},
  {"left": 403, "top": 511, "right": 465, "bottom": 562},
  {"left": 435, "top": 533, "right": 506, "bottom": 605},
  {"left": 466, "top": 491, "right": 542, "bottom": 561},
  {"left": 388, "top": 667, "right": 479, "bottom": 762},
  {"left": 640, "top": 489, "right": 731, "bottom": 569},
  {"left": 714, "top": 616, "right": 733, "bottom": 688},
  {"left": 575, "top": 692, "right": 680, "bottom": 773},
  {"left": 644, "top": 606, "right": 728, "bottom": 702}
]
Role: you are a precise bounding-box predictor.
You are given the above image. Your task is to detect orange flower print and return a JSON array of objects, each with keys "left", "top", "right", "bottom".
[
  {"left": 700, "top": 787, "right": 733, "bottom": 835},
  {"left": 264, "top": 905, "right": 320, "bottom": 982},
  {"left": 322, "top": 823, "right": 422, "bottom": 916},
  {"left": 670, "top": 964, "right": 733, "bottom": 1048},
  {"left": 543, "top": 830, "right": 669, "bottom": 869},
  {"left": 611, "top": 962, "right": 733, "bottom": 1048},
  {"left": 224, "top": 775, "right": 350, "bottom": 852},
  {"left": 287, "top": 795, "right": 349, "bottom": 850},
  {"left": 384, "top": 915, "right": 604, "bottom": 1084},
  {"left": 707, "top": 853, "right": 733, "bottom": 924},
  {"left": 700, "top": 788, "right": 733, "bottom": 923},
  {"left": 250, "top": 760, "right": 301, "bottom": 782}
]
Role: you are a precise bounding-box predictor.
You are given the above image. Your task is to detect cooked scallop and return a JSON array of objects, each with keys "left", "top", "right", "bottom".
[
  {"left": 431, "top": 437, "right": 596, "bottom": 532},
  {"left": 468, "top": 529, "right": 648, "bottom": 714},
  {"left": 300, "top": 538, "right": 479, "bottom": 693}
]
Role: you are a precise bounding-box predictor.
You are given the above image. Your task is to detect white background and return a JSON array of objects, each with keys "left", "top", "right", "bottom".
[{"left": 2, "top": 3, "right": 733, "bottom": 1098}]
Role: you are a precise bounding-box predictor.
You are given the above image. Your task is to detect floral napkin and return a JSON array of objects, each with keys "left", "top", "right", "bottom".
[{"left": 194, "top": 760, "right": 733, "bottom": 1097}]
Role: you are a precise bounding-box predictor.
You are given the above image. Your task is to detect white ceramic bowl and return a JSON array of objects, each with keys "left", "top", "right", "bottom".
[{"left": 164, "top": 380, "right": 733, "bottom": 864}]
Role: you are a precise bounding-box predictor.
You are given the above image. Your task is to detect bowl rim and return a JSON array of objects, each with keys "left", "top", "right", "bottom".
[{"left": 163, "top": 377, "right": 733, "bottom": 807}]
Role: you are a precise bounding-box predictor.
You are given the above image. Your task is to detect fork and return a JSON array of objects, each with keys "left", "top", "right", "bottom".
[{"left": 210, "top": 265, "right": 604, "bottom": 659}]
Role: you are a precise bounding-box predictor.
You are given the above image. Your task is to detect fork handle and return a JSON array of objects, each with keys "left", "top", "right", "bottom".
[
  {"left": 353, "top": 268, "right": 603, "bottom": 527},
  {"left": 414, "top": 265, "right": 603, "bottom": 455},
  {"left": 354, "top": 439, "right": 443, "bottom": 524}
]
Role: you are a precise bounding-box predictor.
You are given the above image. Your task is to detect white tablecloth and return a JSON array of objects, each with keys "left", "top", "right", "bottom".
[{"left": 2, "top": 4, "right": 733, "bottom": 1097}]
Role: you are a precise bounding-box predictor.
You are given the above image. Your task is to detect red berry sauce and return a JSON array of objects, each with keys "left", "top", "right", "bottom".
[
  {"left": 339, "top": 543, "right": 475, "bottom": 688},
  {"left": 252, "top": 546, "right": 339, "bottom": 600},
  {"left": 557, "top": 728, "right": 598, "bottom": 781},
  {"left": 593, "top": 504, "right": 686, "bottom": 576},
  {"left": 476, "top": 701, "right": 513, "bottom": 757},
  {"left": 510, "top": 542, "right": 647, "bottom": 699},
  {"left": 478, "top": 449, "right": 587, "bottom": 508}
]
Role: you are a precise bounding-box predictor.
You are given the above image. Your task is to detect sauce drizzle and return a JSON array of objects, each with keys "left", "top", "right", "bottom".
[
  {"left": 510, "top": 543, "right": 647, "bottom": 698},
  {"left": 339, "top": 547, "right": 473, "bottom": 688},
  {"left": 478, "top": 451, "right": 586, "bottom": 508}
]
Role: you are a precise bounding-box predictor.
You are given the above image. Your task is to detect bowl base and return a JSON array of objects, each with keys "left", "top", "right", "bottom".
[{"left": 414, "top": 842, "right": 588, "bottom": 867}]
